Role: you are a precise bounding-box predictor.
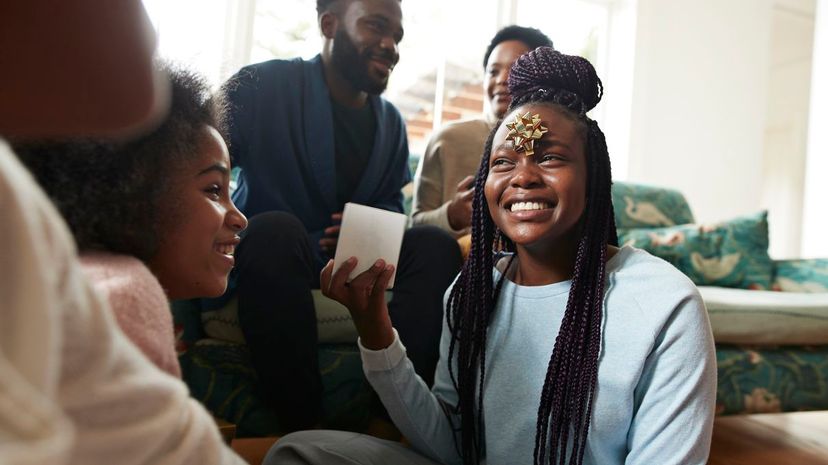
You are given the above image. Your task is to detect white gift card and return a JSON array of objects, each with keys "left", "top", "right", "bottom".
[{"left": 333, "top": 202, "right": 407, "bottom": 288}]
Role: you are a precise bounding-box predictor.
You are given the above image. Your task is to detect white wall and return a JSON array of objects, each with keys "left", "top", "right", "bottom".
[
  {"left": 760, "top": 0, "right": 815, "bottom": 258},
  {"left": 601, "top": 0, "right": 639, "bottom": 181},
  {"left": 802, "top": 0, "right": 828, "bottom": 258},
  {"left": 627, "top": 0, "right": 773, "bottom": 225}
]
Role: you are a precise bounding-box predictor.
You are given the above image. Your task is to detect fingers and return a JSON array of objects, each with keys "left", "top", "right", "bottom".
[
  {"left": 349, "top": 259, "right": 386, "bottom": 293},
  {"left": 457, "top": 175, "right": 475, "bottom": 192},
  {"left": 321, "top": 214, "right": 342, "bottom": 251},
  {"left": 372, "top": 264, "right": 395, "bottom": 296},
  {"left": 320, "top": 259, "right": 335, "bottom": 296},
  {"left": 365, "top": 264, "right": 393, "bottom": 315},
  {"left": 328, "top": 257, "right": 358, "bottom": 297},
  {"left": 323, "top": 258, "right": 392, "bottom": 312},
  {"left": 319, "top": 237, "right": 338, "bottom": 251}
]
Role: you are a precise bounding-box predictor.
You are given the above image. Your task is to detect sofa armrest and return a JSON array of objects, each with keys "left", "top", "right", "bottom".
[{"left": 772, "top": 259, "right": 828, "bottom": 292}]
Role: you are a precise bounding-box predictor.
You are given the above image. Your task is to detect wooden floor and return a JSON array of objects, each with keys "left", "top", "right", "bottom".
[
  {"left": 709, "top": 411, "right": 828, "bottom": 465},
  {"left": 228, "top": 412, "right": 828, "bottom": 465}
]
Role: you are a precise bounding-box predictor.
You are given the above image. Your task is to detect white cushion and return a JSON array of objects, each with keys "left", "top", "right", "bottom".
[
  {"left": 313, "top": 291, "right": 358, "bottom": 343},
  {"left": 699, "top": 286, "right": 828, "bottom": 345},
  {"left": 201, "top": 298, "right": 244, "bottom": 344}
]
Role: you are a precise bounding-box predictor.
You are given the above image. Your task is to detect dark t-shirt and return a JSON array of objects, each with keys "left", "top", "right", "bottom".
[{"left": 330, "top": 98, "right": 377, "bottom": 210}]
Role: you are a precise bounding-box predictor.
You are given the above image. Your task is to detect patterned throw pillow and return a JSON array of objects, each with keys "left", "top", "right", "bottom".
[
  {"left": 772, "top": 258, "right": 828, "bottom": 292},
  {"left": 618, "top": 211, "right": 773, "bottom": 289},
  {"left": 612, "top": 182, "right": 695, "bottom": 230}
]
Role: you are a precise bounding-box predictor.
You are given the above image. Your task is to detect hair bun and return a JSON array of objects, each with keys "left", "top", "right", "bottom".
[{"left": 507, "top": 47, "right": 603, "bottom": 113}]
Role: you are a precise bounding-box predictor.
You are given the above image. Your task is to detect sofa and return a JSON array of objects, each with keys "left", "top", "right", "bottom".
[
  {"left": 173, "top": 181, "right": 828, "bottom": 437},
  {"left": 612, "top": 182, "right": 828, "bottom": 416},
  {"left": 173, "top": 293, "right": 371, "bottom": 437}
]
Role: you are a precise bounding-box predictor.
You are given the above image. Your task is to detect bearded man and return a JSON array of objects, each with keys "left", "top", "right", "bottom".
[{"left": 209, "top": 0, "right": 462, "bottom": 431}]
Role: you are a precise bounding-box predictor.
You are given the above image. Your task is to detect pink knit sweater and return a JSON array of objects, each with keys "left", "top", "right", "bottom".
[{"left": 80, "top": 252, "right": 181, "bottom": 377}]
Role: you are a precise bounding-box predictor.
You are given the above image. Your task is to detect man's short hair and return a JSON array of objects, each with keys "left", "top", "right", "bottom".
[
  {"left": 482, "top": 25, "right": 554, "bottom": 69},
  {"left": 317, "top": 0, "right": 343, "bottom": 16},
  {"left": 316, "top": 0, "right": 401, "bottom": 17}
]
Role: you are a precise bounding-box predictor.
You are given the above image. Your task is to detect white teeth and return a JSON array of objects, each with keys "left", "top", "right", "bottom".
[
  {"left": 216, "top": 244, "right": 235, "bottom": 256},
  {"left": 509, "top": 201, "right": 549, "bottom": 212}
]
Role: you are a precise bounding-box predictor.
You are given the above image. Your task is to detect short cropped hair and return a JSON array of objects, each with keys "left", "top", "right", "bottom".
[
  {"left": 482, "top": 25, "right": 554, "bottom": 69},
  {"left": 316, "top": 0, "right": 401, "bottom": 16}
]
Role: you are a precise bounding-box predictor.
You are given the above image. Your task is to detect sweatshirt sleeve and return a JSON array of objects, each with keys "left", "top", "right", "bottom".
[
  {"left": 410, "top": 135, "right": 445, "bottom": 223},
  {"left": 81, "top": 253, "right": 181, "bottom": 378},
  {"left": 61, "top": 258, "right": 247, "bottom": 465},
  {"left": 410, "top": 131, "right": 465, "bottom": 236},
  {"left": 360, "top": 326, "right": 464, "bottom": 465},
  {"left": 625, "top": 290, "right": 717, "bottom": 465}
]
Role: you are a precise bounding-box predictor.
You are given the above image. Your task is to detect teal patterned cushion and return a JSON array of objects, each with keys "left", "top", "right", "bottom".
[
  {"left": 170, "top": 299, "right": 205, "bottom": 354},
  {"left": 716, "top": 345, "right": 828, "bottom": 415},
  {"left": 772, "top": 258, "right": 828, "bottom": 292},
  {"left": 618, "top": 211, "right": 773, "bottom": 289},
  {"left": 180, "top": 341, "right": 372, "bottom": 437},
  {"left": 611, "top": 182, "right": 695, "bottom": 229}
]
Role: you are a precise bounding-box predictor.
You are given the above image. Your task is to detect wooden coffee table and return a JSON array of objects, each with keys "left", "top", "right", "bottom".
[{"left": 709, "top": 411, "right": 828, "bottom": 465}]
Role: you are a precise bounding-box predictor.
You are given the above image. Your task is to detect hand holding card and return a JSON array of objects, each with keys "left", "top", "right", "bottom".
[{"left": 332, "top": 203, "right": 407, "bottom": 289}]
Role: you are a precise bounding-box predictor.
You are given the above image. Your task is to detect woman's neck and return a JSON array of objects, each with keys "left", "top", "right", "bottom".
[
  {"left": 511, "top": 240, "right": 577, "bottom": 286},
  {"left": 509, "top": 242, "right": 621, "bottom": 286}
]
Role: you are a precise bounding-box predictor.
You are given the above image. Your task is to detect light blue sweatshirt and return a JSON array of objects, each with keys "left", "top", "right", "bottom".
[{"left": 360, "top": 246, "right": 716, "bottom": 465}]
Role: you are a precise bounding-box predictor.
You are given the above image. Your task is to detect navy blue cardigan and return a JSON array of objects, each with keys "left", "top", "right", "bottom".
[{"left": 226, "top": 54, "right": 411, "bottom": 270}]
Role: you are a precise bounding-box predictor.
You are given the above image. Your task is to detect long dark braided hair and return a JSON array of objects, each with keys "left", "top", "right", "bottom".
[{"left": 445, "top": 47, "right": 618, "bottom": 465}]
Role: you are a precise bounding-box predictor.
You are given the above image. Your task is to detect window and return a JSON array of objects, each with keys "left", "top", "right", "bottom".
[{"left": 143, "top": 0, "right": 612, "bottom": 158}]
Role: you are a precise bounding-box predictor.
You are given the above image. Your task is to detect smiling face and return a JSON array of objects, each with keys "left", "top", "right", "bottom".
[
  {"left": 484, "top": 104, "right": 587, "bottom": 252},
  {"left": 148, "top": 126, "right": 248, "bottom": 300},
  {"left": 330, "top": 0, "right": 403, "bottom": 95},
  {"left": 484, "top": 40, "right": 532, "bottom": 120}
]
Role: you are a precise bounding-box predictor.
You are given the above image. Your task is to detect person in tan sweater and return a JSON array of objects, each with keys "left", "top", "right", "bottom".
[{"left": 411, "top": 26, "right": 554, "bottom": 240}]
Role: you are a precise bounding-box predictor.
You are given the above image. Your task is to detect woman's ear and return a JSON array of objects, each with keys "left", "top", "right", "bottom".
[{"left": 319, "top": 11, "right": 338, "bottom": 40}]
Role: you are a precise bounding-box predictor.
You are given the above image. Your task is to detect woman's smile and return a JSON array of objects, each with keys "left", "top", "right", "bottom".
[
  {"left": 501, "top": 199, "right": 556, "bottom": 221},
  {"left": 213, "top": 235, "right": 240, "bottom": 268}
]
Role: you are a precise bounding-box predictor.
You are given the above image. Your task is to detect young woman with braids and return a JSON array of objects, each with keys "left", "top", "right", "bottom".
[{"left": 265, "top": 47, "right": 716, "bottom": 465}]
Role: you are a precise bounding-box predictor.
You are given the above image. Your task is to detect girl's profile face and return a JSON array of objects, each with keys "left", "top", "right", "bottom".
[
  {"left": 484, "top": 103, "right": 587, "bottom": 251},
  {"left": 149, "top": 126, "right": 248, "bottom": 300}
]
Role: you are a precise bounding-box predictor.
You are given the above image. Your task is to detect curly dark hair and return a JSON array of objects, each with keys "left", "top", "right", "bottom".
[
  {"left": 446, "top": 47, "right": 617, "bottom": 465},
  {"left": 13, "top": 62, "right": 226, "bottom": 263},
  {"left": 482, "top": 25, "right": 554, "bottom": 70}
]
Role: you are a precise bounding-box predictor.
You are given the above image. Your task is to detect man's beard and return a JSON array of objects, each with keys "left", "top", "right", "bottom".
[{"left": 331, "top": 29, "right": 392, "bottom": 95}]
